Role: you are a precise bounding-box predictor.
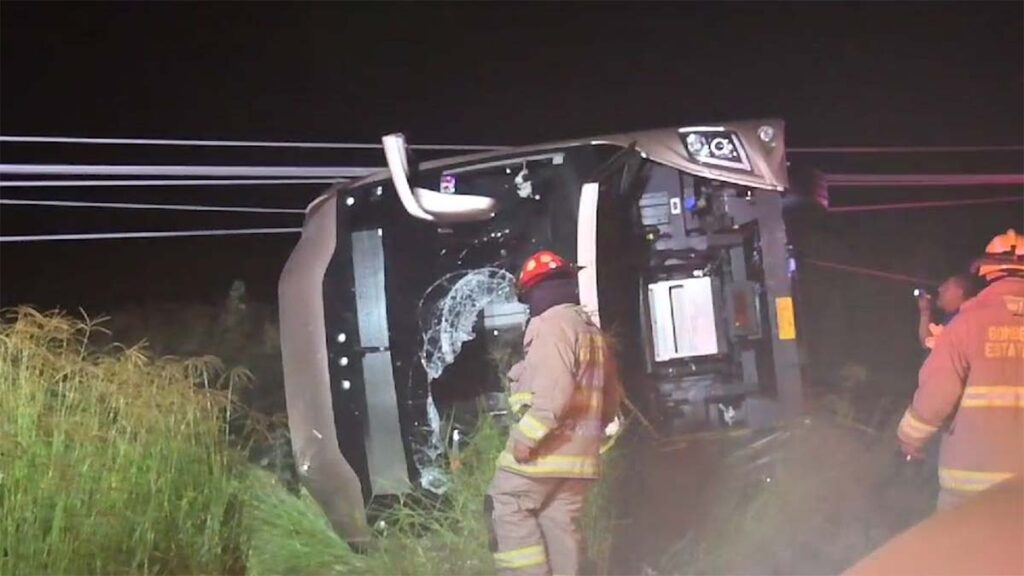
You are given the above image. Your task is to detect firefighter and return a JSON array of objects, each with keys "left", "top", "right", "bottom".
[
  {"left": 898, "top": 229, "right": 1024, "bottom": 511},
  {"left": 486, "top": 250, "right": 622, "bottom": 576}
]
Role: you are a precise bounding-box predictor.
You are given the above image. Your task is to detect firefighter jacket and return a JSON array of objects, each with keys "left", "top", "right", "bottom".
[
  {"left": 499, "top": 304, "right": 622, "bottom": 479},
  {"left": 898, "top": 277, "right": 1024, "bottom": 495}
]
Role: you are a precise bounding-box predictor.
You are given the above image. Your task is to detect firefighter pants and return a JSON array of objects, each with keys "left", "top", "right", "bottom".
[{"left": 487, "top": 468, "right": 594, "bottom": 576}]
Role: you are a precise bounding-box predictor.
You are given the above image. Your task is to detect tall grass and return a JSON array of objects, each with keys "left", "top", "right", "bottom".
[
  {"left": 1, "top": 308, "right": 620, "bottom": 575},
  {"left": 360, "top": 416, "right": 504, "bottom": 575},
  {"left": 244, "top": 416, "right": 504, "bottom": 576},
  {"left": 0, "top": 308, "right": 247, "bottom": 574},
  {"left": 242, "top": 470, "right": 364, "bottom": 575},
  {"left": 246, "top": 415, "right": 622, "bottom": 576}
]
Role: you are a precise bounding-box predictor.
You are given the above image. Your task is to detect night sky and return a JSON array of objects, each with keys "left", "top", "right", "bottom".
[{"left": 1, "top": 1, "right": 1022, "bottom": 339}]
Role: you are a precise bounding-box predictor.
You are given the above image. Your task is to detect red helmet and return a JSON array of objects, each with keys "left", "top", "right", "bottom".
[{"left": 517, "top": 250, "right": 573, "bottom": 293}]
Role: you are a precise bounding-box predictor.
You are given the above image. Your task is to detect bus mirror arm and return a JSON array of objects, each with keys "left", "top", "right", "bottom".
[{"left": 382, "top": 133, "right": 497, "bottom": 224}]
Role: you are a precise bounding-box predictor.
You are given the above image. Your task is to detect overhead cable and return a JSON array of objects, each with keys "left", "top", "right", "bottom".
[
  {"left": 825, "top": 173, "right": 1024, "bottom": 187},
  {"left": 803, "top": 259, "right": 936, "bottom": 285},
  {"left": 0, "top": 178, "right": 346, "bottom": 187},
  {"left": 0, "top": 135, "right": 506, "bottom": 151},
  {"left": 4, "top": 173, "right": 1018, "bottom": 189},
  {"left": 791, "top": 145, "right": 1024, "bottom": 154},
  {"left": 828, "top": 196, "right": 1023, "bottom": 213},
  {"left": 2, "top": 136, "right": 1020, "bottom": 154},
  {"left": 0, "top": 164, "right": 378, "bottom": 178},
  {"left": 0, "top": 227, "right": 302, "bottom": 243},
  {"left": 0, "top": 199, "right": 305, "bottom": 214}
]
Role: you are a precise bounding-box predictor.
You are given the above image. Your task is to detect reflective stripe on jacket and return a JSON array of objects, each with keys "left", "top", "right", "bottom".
[
  {"left": 500, "top": 304, "right": 622, "bottom": 479},
  {"left": 898, "top": 278, "right": 1024, "bottom": 494}
]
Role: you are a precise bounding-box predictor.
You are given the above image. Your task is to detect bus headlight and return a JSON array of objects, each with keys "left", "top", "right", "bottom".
[{"left": 679, "top": 129, "right": 751, "bottom": 171}]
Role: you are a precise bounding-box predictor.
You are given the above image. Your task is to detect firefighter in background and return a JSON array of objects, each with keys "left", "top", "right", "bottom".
[
  {"left": 898, "top": 229, "right": 1024, "bottom": 511},
  {"left": 917, "top": 274, "right": 979, "bottom": 349},
  {"left": 486, "top": 250, "right": 622, "bottom": 576}
]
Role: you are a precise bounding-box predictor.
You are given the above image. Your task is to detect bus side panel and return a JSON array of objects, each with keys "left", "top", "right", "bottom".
[{"left": 279, "top": 192, "right": 369, "bottom": 543}]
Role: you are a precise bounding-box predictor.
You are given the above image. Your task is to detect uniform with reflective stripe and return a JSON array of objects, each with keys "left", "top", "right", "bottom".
[
  {"left": 939, "top": 468, "right": 1017, "bottom": 492},
  {"left": 489, "top": 303, "right": 621, "bottom": 576},
  {"left": 517, "top": 413, "right": 550, "bottom": 441},
  {"left": 509, "top": 391, "right": 534, "bottom": 416},
  {"left": 488, "top": 470, "right": 591, "bottom": 576},
  {"left": 493, "top": 544, "right": 547, "bottom": 570},
  {"left": 497, "top": 451, "right": 600, "bottom": 478},
  {"left": 959, "top": 386, "right": 1024, "bottom": 408},
  {"left": 897, "top": 409, "right": 939, "bottom": 442},
  {"left": 500, "top": 304, "right": 622, "bottom": 479},
  {"left": 900, "top": 278, "right": 1024, "bottom": 504}
]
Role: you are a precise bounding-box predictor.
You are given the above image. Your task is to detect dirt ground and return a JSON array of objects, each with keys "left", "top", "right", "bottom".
[{"left": 608, "top": 413, "right": 937, "bottom": 576}]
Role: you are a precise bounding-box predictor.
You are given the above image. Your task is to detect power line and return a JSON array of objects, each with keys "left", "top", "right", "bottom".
[
  {"left": 0, "top": 164, "right": 378, "bottom": 178},
  {"left": 3, "top": 174, "right": 1018, "bottom": 189},
  {"left": 790, "top": 146, "right": 1024, "bottom": 153},
  {"left": 2, "top": 135, "right": 1019, "bottom": 154},
  {"left": 0, "top": 135, "right": 506, "bottom": 151},
  {"left": 0, "top": 178, "right": 346, "bottom": 187},
  {"left": 824, "top": 174, "right": 1024, "bottom": 187},
  {"left": 0, "top": 227, "right": 302, "bottom": 243},
  {"left": 827, "top": 196, "right": 1023, "bottom": 213},
  {"left": 0, "top": 199, "right": 304, "bottom": 214},
  {"left": 803, "top": 259, "right": 936, "bottom": 286}
]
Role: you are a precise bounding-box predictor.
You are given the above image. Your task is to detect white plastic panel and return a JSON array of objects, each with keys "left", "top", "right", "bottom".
[
  {"left": 577, "top": 182, "right": 600, "bottom": 326},
  {"left": 649, "top": 277, "right": 721, "bottom": 361}
]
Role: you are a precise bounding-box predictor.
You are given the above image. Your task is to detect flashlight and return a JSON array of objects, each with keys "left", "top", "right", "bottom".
[{"left": 914, "top": 289, "right": 922, "bottom": 297}]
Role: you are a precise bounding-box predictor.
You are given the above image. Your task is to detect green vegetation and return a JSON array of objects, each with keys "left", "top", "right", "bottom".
[
  {"left": 242, "top": 471, "right": 362, "bottom": 575},
  {"left": 1, "top": 309, "right": 620, "bottom": 575},
  {"left": 246, "top": 412, "right": 620, "bottom": 576},
  {"left": 0, "top": 308, "right": 247, "bottom": 574},
  {"left": 245, "top": 415, "right": 505, "bottom": 576}
]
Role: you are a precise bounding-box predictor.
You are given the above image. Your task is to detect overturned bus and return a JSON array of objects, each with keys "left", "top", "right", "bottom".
[{"left": 278, "top": 120, "right": 803, "bottom": 540}]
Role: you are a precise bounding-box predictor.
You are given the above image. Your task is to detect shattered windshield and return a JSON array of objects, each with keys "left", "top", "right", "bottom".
[
  {"left": 330, "top": 144, "right": 621, "bottom": 494},
  {"left": 417, "top": 267, "right": 519, "bottom": 383}
]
